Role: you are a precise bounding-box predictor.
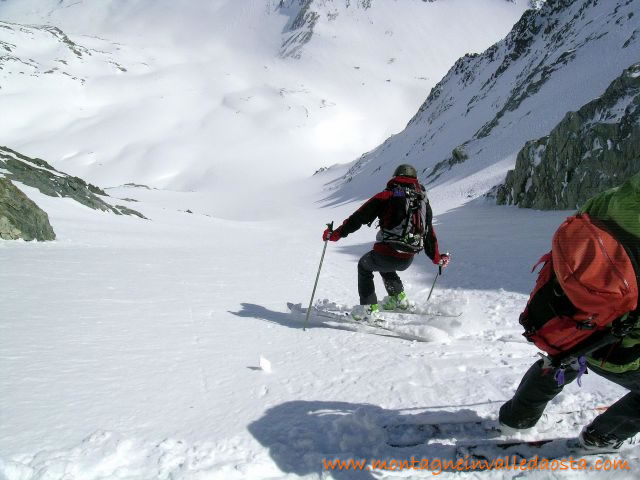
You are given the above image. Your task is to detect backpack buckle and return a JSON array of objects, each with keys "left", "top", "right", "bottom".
[
  {"left": 577, "top": 320, "right": 596, "bottom": 330},
  {"left": 611, "top": 312, "right": 637, "bottom": 337}
]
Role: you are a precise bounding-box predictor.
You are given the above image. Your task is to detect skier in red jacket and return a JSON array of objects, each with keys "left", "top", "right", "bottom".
[{"left": 323, "top": 164, "right": 450, "bottom": 320}]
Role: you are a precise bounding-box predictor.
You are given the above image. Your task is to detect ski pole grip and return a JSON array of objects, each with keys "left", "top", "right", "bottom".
[
  {"left": 327, "top": 221, "right": 334, "bottom": 233},
  {"left": 438, "top": 265, "right": 442, "bottom": 275}
]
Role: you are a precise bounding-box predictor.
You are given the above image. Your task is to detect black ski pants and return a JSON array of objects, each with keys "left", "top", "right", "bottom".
[
  {"left": 499, "top": 359, "right": 640, "bottom": 441},
  {"left": 357, "top": 250, "right": 413, "bottom": 305}
]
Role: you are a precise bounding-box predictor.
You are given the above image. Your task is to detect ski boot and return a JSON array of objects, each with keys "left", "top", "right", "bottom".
[
  {"left": 382, "top": 292, "right": 409, "bottom": 311},
  {"left": 497, "top": 420, "right": 532, "bottom": 437},
  {"left": 351, "top": 304, "right": 380, "bottom": 322},
  {"left": 574, "top": 425, "right": 625, "bottom": 453}
]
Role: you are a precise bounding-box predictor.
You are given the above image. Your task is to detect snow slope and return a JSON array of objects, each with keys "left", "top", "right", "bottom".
[
  {"left": 2, "top": 180, "right": 638, "bottom": 479},
  {"left": 328, "top": 0, "right": 640, "bottom": 213}
]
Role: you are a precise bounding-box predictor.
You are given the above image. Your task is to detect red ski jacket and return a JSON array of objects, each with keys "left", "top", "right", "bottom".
[{"left": 334, "top": 176, "right": 442, "bottom": 262}]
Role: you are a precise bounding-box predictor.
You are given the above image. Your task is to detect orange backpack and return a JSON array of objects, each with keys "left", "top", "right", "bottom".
[{"left": 520, "top": 213, "right": 638, "bottom": 356}]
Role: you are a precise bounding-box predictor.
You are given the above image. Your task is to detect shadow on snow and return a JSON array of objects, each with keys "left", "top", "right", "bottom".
[{"left": 248, "top": 400, "right": 498, "bottom": 479}]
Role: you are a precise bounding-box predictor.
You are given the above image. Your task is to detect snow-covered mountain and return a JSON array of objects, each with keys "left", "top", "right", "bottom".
[
  {"left": 0, "top": 20, "right": 127, "bottom": 85},
  {"left": 277, "top": 0, "right": 544, "bottom": 60},
  {"left": 327, "top": 0, "right": 640, "bottom": 213},
  {"left": 0, "top": 0, "right": 530, "bottom": 197}
]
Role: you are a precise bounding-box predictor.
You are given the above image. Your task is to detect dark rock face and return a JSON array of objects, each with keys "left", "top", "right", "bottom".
[
  {"left": 496, "top": 62, "right": 640, "bottom": 209},
  {"left": 0, "top": 177, "right": 56, "bottom": 241},
  {"left": 0, "top": 146, "right": 145, "bottom": 218}
]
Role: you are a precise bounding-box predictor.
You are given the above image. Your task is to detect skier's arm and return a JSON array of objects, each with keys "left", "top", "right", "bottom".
[
  {"left": 335, "top": 191, "right": 391, "bottom": 238},
  {"left": 423, "top": 201, "right": 442, "bottom": 264}
]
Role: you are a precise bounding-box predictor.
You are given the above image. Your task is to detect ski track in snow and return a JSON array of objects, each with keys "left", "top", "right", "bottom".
[{"left": 1, "top": 183, "right": 637, "bottom": 479}]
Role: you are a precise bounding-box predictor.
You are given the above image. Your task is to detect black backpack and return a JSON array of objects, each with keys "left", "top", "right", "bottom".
[{"left": 377, "top": 185, "right": 427, "bottom": 253}]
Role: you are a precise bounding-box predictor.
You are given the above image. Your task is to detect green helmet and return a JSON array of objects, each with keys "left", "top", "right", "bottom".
[{"left": 393, "top": 164, "right": 417, "bottom": 178}]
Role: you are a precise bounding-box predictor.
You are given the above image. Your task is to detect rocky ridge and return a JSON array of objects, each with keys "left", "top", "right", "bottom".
[{"left": 0, "top": 146, "right": 145, "bottom": 219}]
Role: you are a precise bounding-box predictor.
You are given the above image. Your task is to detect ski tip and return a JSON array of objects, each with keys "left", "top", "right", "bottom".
[{"left": 287, "top": 302, "right": 305, "bottom": 313}]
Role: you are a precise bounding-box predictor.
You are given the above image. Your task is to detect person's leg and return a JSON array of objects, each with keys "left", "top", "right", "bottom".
[
  {"left": 499, "top": 360, "right": 579, "bottom": 429},
  {"left": 583, "top": 364, "right": 640, "bottom": 441},
  {"left": 378, "top": 257, "right": 413, "bottom": 296},
  {"left": 380, "top": 271, "right": 411, "bottom": 310},
  {"left": 358, "top": 251, "right": 379, "bottom": 305},
  {"left": 357, "top": 251, "right": 412, "bottom": 305},
  {"left": 380, "top": 271, "right": 404, "bottom": 297}
]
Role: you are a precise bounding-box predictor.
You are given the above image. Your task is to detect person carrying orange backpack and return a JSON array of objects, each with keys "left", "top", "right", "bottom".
[{"left": 499, "top": 173, "right": 640, "bottom": 452}]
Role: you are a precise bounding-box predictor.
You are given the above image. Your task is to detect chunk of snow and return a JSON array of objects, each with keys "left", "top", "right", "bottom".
[{"left": 259, "top": 355, "right": 272, "bottom": 373}]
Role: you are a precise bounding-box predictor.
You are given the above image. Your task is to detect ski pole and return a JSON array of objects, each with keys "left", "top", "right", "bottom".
[
  {"left": 427, "top": 265, "right": 442, "bottom": 302},
  {"left": 304, "top": 221, "right": 334, "bottom": 331}
]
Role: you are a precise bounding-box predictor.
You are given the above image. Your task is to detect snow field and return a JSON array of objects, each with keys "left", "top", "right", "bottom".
[{"left": 2, "top": 183, "right": 637, "bottom": 479}]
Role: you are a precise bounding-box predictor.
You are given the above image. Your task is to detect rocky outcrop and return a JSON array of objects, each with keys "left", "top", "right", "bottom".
[
  {"left": 0, "top": 146, "right": 145, "bottom": 218},
  {"left": 277, "top": 0, "right": 373, "bottom": 59},
  {"left": 496, "top": 62, "right": 640, "bottom": 209},
  {"left": 278, "top": 0, "right": 318, "bottom": 59},
  {"left": 425, "top": 146, "right": 469, "bottom": 184},
  {"left": 0, "top": 177, "right": 55, "bottom": 241}
]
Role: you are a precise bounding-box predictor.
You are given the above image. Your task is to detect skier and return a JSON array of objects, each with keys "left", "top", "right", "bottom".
[
  {"left": 499, "top": 174, "right": 640, "bottom": 452},
  {"left": 322, "top": 164, "right": 450, "bottom": 320}
]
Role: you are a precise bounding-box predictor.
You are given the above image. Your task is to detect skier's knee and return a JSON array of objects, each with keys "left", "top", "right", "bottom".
[{"left": 358, "top": 256, "right": 374, "bottom": 273}]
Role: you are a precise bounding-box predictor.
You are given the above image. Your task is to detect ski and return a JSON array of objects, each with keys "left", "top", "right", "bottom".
[
  {"left": 456, "top": 437, "right": 633, "bottom": 461},
  {"left": 287, "top": 302, "right": 354, "bottom": 323},
  {"left": 385, "top": 420, "right": 500, "bottom": 447},
  {"left": 288, "top": 302, "right": 460, "bottom": 322},
  {"left": 382, "top": 309, "right": 463, "bottom": 318},
  {"left": 288, "top": 301, "right": 404, "bottom": 329},
  {"left": 287, "top": 302, "right": 431, "bottom": 342},
  {"left": 383, "top": 405, "right": 613, "bottom": 448}
]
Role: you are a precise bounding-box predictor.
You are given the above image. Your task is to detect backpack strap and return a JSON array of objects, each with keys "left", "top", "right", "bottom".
[
  {"left": 548, "top": 314, "right": 638, "bottom": 368},
  {"left": 532, "top": 252, "right": 552, "bottom": 273}
]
